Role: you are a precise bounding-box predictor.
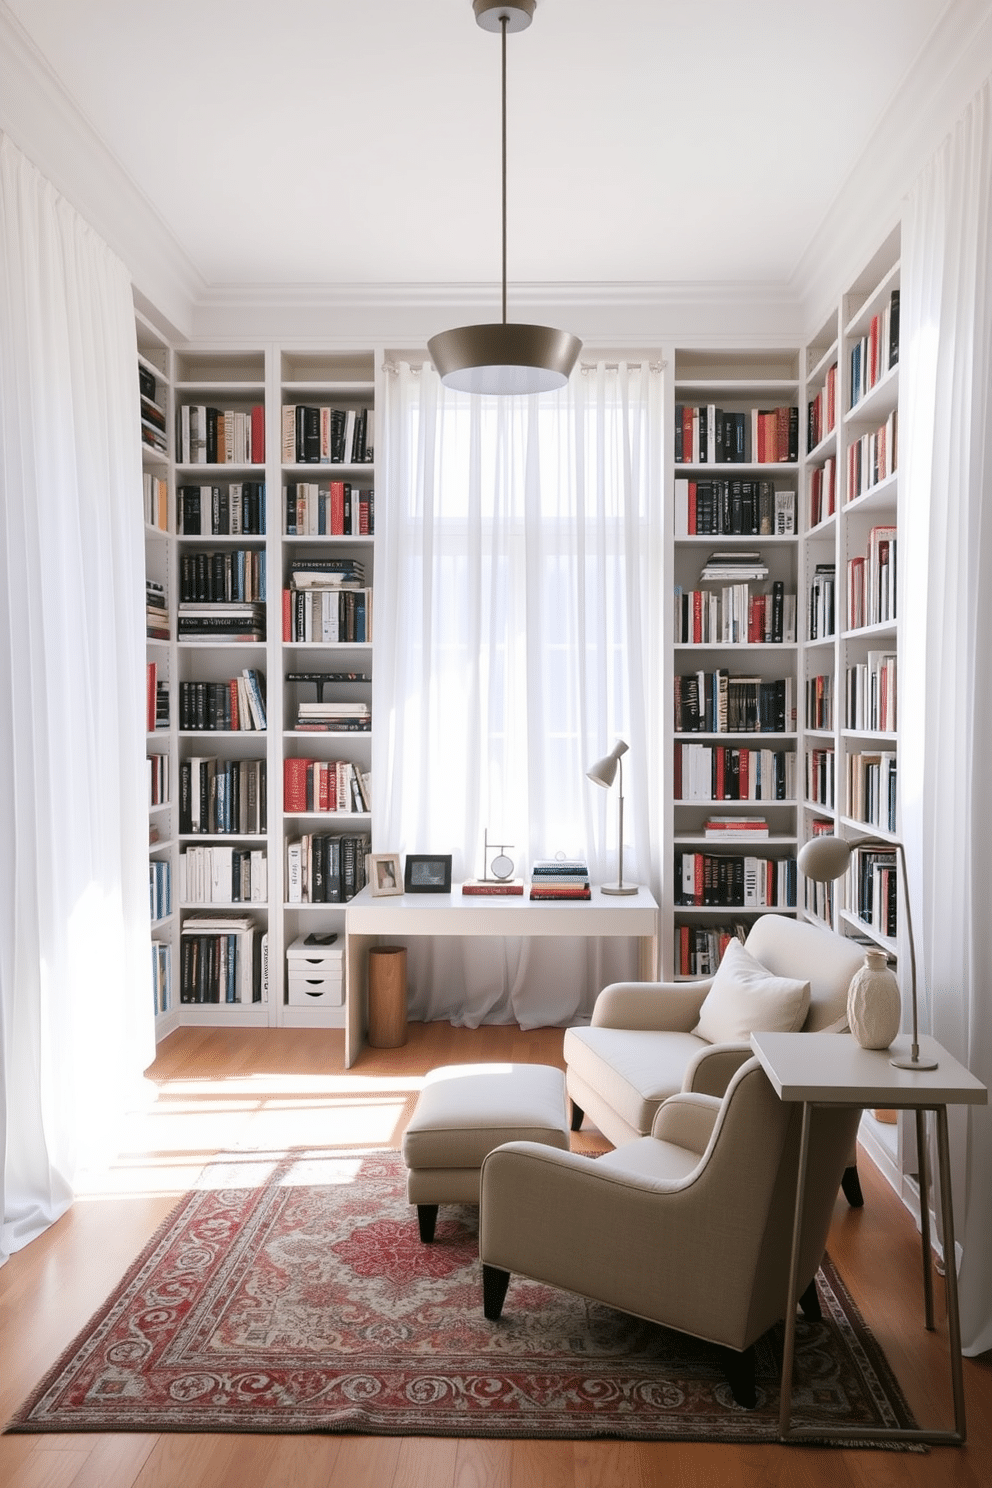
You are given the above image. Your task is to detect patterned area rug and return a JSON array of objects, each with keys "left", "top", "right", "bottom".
[{"left": 7, "top": 1149, "right": 919, "bottom": 1442}]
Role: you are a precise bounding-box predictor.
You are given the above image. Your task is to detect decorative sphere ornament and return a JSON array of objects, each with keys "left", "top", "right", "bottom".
[{"left": 847, "top": 950, "right": 902, "bottom": 1050}]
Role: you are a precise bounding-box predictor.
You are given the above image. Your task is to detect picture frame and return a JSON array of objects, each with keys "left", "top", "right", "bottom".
[
  {"left": 404, "top": 853, "right": 453, "bottom": 894},
  {"left": 370, "top": 852, "right": 403, "bottom": 897}
]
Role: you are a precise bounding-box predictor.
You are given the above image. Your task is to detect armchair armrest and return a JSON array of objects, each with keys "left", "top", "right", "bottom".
[
  {"left": 650, "top": 1092, "right": 721, "bottom": 1154},
  {"left": 590, "top": 977, "right": 713, "bottom": 1032},
  {"left": 683, "top": 1042, "right": 753, "bottom": 1097}
]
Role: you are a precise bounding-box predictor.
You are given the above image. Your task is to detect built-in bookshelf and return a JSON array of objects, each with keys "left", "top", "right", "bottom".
[
  {"left": 138, "top": 312, "right": 177, "bottom": 1029},
  {"left": 137, "top": 333, "right": 378, "bottom": 1036},
  {"left": 798, "top": 227, "right": 906, "bottom": 1182},
  {"left": 667, "top": 350, "right": 802, "bottom": 977}
]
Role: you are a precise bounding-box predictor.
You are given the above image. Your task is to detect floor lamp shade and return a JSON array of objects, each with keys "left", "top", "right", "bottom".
[
  {"left": 797, "top": 833, "right": 936, "bottom": 1071},
  {"left": 587, "top": 740, "right": 637, "bottom": 896}
]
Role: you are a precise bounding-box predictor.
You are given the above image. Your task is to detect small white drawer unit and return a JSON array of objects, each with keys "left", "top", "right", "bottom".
[{"left": 286, "top": 937, "right": 344, "bottom": 1007}]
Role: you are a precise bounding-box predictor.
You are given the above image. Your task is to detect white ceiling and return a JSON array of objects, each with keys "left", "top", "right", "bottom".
[{"left": 0, "top": 0, "right": 969, "bottom": 297}]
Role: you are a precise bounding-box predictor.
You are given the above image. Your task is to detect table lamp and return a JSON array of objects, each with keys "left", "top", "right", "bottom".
[
  {"left": 587, "top": 740, "right": 637, "bottom": 896},
  {"left": 797, "top": 832, "right": 937, "bottom": 1070}
]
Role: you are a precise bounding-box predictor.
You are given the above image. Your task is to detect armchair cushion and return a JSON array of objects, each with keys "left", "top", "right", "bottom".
[
  {"left": 692, "top": 938, "right": 810, "bottom": 1043},
  {"left": 564, "top": 1027, "right": 707, "bottom": 1137}
]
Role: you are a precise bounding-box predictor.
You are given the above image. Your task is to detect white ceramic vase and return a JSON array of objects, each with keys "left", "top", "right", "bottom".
[{"left": 847, "top": 949, "right": 902, "bottom": 1050}]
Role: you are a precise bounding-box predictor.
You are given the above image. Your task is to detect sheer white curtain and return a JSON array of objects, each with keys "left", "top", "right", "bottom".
[
  {"left": 0, "top": 135, "right": 155, "bottom": 1263},
  {"left": 375, "top": 359, "right": 665, "bottom": 1027},
  {"left": 900, "top": 78, "right": 992, "bottom": 1354}
]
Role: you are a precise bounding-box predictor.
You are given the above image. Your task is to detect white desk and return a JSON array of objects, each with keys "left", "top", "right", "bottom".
[
  {"left": 344, "top": 884, "right": 659, "bottom": 1067},
  {"left": 750, "top": 1030, "right": 987, "bottom": 1446}
]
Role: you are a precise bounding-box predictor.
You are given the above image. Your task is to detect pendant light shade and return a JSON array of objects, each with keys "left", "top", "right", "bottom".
[{"left": 428, "top": 0, "right": 581, "bottom": 396}]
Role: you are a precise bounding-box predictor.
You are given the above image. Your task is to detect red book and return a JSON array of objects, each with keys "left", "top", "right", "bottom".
[
  {"left": 330, "top": 481, "right": 346, "bottom": 536},
  {"left": 229, "top": 678, "right": 239, "bottom": 732},
  {"left": 682, "top": 406, "right": 693, "bottom": 464},
  {"left": 673, "top": 743, "right": 682, "bottom": 800},
  {"left": 146, "top": 661, "right": 156, "bottom": 733},
  {"left": 282, "top": 588, "right": 292, "bottom": 642},
  {"left": 687, "top": 481, "right": 697, "bottom": 534},
  {"left": 283, "top": 757, "right": 311, "bottom": 813},
  {"left": 692, "top": 590, "right": 702, "bottom": 644},
  {"left": 251, "top": 404, "right": 265, "bottom": 463},
  {"left": 715, "top": 747, "right": 725, "bottom": 800},
  {"left": 739, "top": 749, "right": 749, "bottom": 799}
]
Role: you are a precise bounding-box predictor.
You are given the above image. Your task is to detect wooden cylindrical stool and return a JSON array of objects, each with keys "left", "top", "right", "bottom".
[{"left": 368, "top": 944, "right": 408, "bottom": 1048}]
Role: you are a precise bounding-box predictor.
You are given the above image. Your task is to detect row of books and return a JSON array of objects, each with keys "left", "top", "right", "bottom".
[
  {"left": 179, "top": 549, "right": 266, "bottom": 605},
  {"left": 674, "top": 923, "right": 746, "bottom": 978},
  {"left": 806, "top": 672, "right": 833, "bottom": 731},
  {"left": 848, "top": 750, "right": 897, "bottom": 834},
  {"left": 283, "top": 757, "right": 371, "bottom": 813},
  {"left": 178, "top": 671, "right": 267, "bottom": 732},
  {"left": 179, "top": 916, "right": 266, "bottom": 1003},
  {"left": 850, "top": 847, "right": 898, "bottom": 938},
  {"left": 178, "top": 405, "right": 265, "bottom": 466},
  {"left": 148, "top": 751, "right": 169, "bottom": 808},
  {"left": 807, "top": 362, "right": 838, "bottom": 452},
  {"left": 674, "top": 672, "right": 796, "bottom": 734},
  {"left": 282, "top": 405, "right": 374, "bottom": 465},
  {"left": 805, "top": 747, "right": 835, "bottom": 809},
  {"left": 283, "top": 587, "right": 372, "bottom": 645},
  {"left": 144, "top": 471, "right": 168, "bottom": 530},
  {"left": 178, "top": 602, "right": 266, "bottom": 643},
  {"left": 179, "top": 845, "right": 268, "bottom": 905},
  {"left": 151, "top": 940, "right": 171, "bottom": 1017},
  {"left": 674, "top": 405, "right": 800, "bottom": 465},
  {"left": 146, "top": 663, "right": 170, "bottom": 732},
  {"left": 286, "top": 832, "right": 370, "bottom": 903},
  {"left": 808, "top": 457, "right": 836, "bottom": 527},
  {"left": 674, "top": 581, "right": 795, "bottom": 646},
  {"left": 674, "top": 478, "right": 795, "bottom": 537},
  {"left": 808, "top": 563, "right": 836, "bottom": 640},
  {"left": 147, "top": 580, "right": 168, "bottom": 640},
  {"left": 141, "top": 387, "right": 167, "bottom": 455},
  {"left": 846, "top": 652, "right": 897, "bottom": 732},
  {"left": 149, "top": 858, "right": 171, "bottom": 923},
  {"left": 178, "top": 757, "right": 267, "bottom": 835},
  {"left": 675, "top": 851, "right": 797, "bottom": 909},
  {"left": 849, "top": 289, "right": 900, "bottom": 409},
  {"left": 847, "top": 527, "right": 896, "bottom": 629},
  {"left": 178, "top": 483, "right": 266, "bottom": 536},
  {"left": 284, "top": 482, "right": 374, "bottom": 536},
  {"left": 674, "top": 744, "right": 796, "bottom": 802},
  {"left": 847, "top": 410, "right": 898, "bottom": 501}
]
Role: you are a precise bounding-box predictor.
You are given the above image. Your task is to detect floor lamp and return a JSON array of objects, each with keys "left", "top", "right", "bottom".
[
  {"left": 587, "top": 740, "right": 637, "bottom": 896},
  {"left": 797, "top": 832, "right": 937, "bottom": 1071}
]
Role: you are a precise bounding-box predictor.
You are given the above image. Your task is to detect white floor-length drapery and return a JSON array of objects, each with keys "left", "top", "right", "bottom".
[
  {"left": 375, "top": 360, "right": 665, "bottom": 1027},
  {"left": 0, "top": 135, "right": 155, "bottom": 1264},
  {"left": 899, "top": 77, "right": 992, "bottom": 1355}
]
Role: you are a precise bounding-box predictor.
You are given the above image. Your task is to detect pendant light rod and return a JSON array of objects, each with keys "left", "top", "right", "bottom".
[{"left": 500, "top": 12, "right": 507, "bottom": 326}]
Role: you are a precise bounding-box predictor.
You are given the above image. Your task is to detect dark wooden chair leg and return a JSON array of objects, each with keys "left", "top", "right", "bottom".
[
  {"left": 483, "top": 1264, "right": 511, "bottom": 1320},
  {"left": 570, "top": 1100, "right": 585, "bottom": 1132},
  {"left": 841, "top": 1163, "right": 864, "bottom": 1208},
  {"left": 416, "top": 1204, "right": 438, "bottom": 1243},
  {"left": 799, "top": 1276, "right": 822, "bottom": 1320},
  {"left": 721, "top": 1343, "right": 756, "bottom": 1408}
]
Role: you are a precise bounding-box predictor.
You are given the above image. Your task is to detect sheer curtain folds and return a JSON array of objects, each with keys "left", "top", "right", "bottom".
[
  {"left": 375, "top": 361, "right": 665, "bottom": 1027},
  {"left": 900, "top": 78, "right": 992, "bottom": 1354},
  {"left": 0, "top": 135, "right": 155, "bottom": 1263}
]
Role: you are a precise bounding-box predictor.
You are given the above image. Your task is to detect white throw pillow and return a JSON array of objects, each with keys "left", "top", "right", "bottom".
[{"left": 693, "top": 937, "right": 810, "bottom": 1043}]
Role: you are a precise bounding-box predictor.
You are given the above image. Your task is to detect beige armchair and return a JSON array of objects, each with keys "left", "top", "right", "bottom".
[
  {"left": 480, "top": 1051, "right": 862, "bottom": 1406},
  {"left": 564, "top": 914, "right": 867, "bottom": 1204}
]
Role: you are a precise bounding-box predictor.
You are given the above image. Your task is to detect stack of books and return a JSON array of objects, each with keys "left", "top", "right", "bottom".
[
  {"left": 529, "top": 860, "right": 591, "bottom": 900},
  {"left": 295, "top": 700, "right": 370, "bottom": 732},
  {"left": 703, "top": 815, "right": 770, "bottom": 840},
  {"left": 146, "top": 580, "right": 169, "bottom": 640}
]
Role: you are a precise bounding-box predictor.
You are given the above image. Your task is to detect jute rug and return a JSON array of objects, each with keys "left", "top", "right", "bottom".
[{"left": 7, "top": 1149, "right": 918, "bottom": 1443}]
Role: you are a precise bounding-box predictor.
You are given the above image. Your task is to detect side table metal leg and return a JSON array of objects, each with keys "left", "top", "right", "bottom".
[
  {"left": 779, "top": 1101, "right": 812, "bottom": 1440},
  {"left": 935, "top": 1104, "right": 967, "bottom": 1442},
  {"left": 916, "top": 1107, "right": 935, "bottom": 1331}
]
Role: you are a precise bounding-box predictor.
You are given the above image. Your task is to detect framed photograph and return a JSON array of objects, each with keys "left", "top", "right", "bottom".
[
  {"left": 404, "top": 854, "right": 453, "bottom": 894},
  {"left": 370, "top": 853, "right": 403, "bottom": 897}
]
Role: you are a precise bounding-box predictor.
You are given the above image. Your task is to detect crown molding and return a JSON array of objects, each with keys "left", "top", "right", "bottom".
[
  {"left": 796, "top": 0, "right": 992, "bottom": 336},
  {"left": 0, "top": 1, "right": 202, "bottom": 336}
]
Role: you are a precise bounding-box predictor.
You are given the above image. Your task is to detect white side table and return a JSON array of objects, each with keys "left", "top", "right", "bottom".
[{"left": 750, "top": 1030, "right": 987, "bottom": 1445}]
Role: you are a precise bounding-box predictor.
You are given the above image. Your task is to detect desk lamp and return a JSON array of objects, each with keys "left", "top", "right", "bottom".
[{"left": 587, "top": 740, "right": 637, "bottom": 896}]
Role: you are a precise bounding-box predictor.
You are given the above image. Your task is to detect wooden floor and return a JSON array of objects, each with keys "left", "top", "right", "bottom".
[{"left": 2, "top": 1022, "right": 991, "bottom": 1488}]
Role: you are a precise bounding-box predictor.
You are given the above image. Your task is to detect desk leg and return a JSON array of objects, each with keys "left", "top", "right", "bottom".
[
  {"left": 916, "top": 1108, "right": 935, "bottom": 1332},
  {"left": 344, "top": 933, "right": 372, "bottom": 1069},
  {"left": 936, "top": 1104, "right": 967, "bottom": 1441},
  {"left": 638, "top": 930, "right": 658, "bottom": 981},
  {"left": 778, "top": 1100, "right": 812, "bottom": 1440}
]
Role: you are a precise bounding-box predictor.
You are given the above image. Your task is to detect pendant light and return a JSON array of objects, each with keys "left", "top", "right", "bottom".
[{"left": 427, "top": 0, "right": 582, "bottom": 395}]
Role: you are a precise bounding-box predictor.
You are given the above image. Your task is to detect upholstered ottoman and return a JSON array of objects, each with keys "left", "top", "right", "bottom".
[{"left": 402, "top": 1062, "right": 570, "bottom": 1241}]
